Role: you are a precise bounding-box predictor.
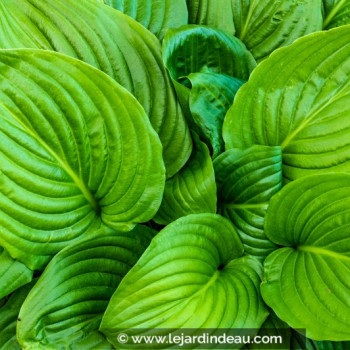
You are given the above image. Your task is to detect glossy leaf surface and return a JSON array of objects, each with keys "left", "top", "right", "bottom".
[
  {"left": 0, "top": 247, "right": 33, "bottom": 299},
  {"left": 101, "top": 214, "right": 268, "bottom": 347},
  {"left": 163, "top": 25, "right": 256, "bottom": 83},
  {"left": 188, "top": 72, "right": 244, "bottom": 157},
  {"left": 214, "top": 146, "right": 281, "bottom": 259},
  {"left": 0, "top": 49, "right": 164, "bottom": 270},
  {"left": 186, "top": 0, "right": 322, "bottom": 60},
  {"left": 0, "top": 0, "right": 191, "bottom": 177},
  {"left": 154, "top": 136, "right": 217, "bottom": 225},
  {"left": 224, "top": 27, "right": 350, "bottom": 182},
  {"left": 262, "top": 174, "right": 350, "bottom": 340},
  {"left": 17, "top": 227, "right": 153, "bottom": 349},
  {"left": 102, "top": 0, "right": 188, "bottom": 39}
]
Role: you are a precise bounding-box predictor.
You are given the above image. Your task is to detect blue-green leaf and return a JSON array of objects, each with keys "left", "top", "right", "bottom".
[
  {"left": 188, "top": 72, "right": 244, "bottom": 157},
  {"left": 163, "top": 25, "right": 256, "bottom": 83}
]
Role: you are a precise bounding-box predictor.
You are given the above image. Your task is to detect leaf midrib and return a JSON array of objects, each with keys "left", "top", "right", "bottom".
[
  {"left": 323, "top": 0, "right": 347, "bottom": 28},
  {"left": 298, "top": 245, "right": 350, "bottom": 262},
  {"left": 280, "top": 83, "right": 350, "bottom": 150},
  {"left": 2, "top": 104, "right": 99, "bottom": 213}
]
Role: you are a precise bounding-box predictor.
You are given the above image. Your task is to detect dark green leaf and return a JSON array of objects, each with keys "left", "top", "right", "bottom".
[
  {"left": 323, "top": 0, "right": 350, "bottom": 29},
  {"left": 188, "top": 72, "right": 244, "bottom": 157},
  {"left": 163, "top": 25, "right": 256, "bottom": 83},
  {"left": 0, "top": 247, "right": 33, "bottom": 299},
  {"left": 186, "top": 0, "right": 323, "bottom": 61}
]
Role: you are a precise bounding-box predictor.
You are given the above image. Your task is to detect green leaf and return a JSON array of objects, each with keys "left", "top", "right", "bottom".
[
  {"left": 100, "top": 214, "right": 268, "bottom": 348},
  {"left": 291, "top": 331, "right": 350, "bottom": 350},
  {"left": 186, "top": 0, "right": 236, "bottom": 34},
  {"left": 186, "top": 0, "right": 323, "bottom": 61},
  {"left": 224, "top": 27, "right": 350, "bottom": 183},
  {"left": 214, "top": 146, "right": 281, "bottom": 260},
  {"left": 261, "top": 173, "right": 350, "bottom": 341},
  {"left": 0, "top": 246, "right": 33, "bottom": 299},
  {"left": 188, "top": 72, "right": 244, "bottom": 157},
  {"left": 154, "top": 135, "right": 217, "bottom": 225},
  {"left": 312, "top": 340, "right": 350, "bottom": 350},
  {"left": 0, "top": 280, "right": 36, "bottom": 350},
  {"left": 0, "top": 49, "right": 164, "bottom": 270},
  {"left": 0, "top": 0, "right": 191, "bottom": 177},
  {"left": 245, "top": 312, "right": 291, "bottom": 350},
  {"left": 232, "top": 0, "right": 323, "bottom": 61},
  {"left": 17, "top": 226, "right": 153, "bottom": 349},
  {"left": 323, "top": 0, "right": 350, "bottom": 29},
  {"left": 101, "top": 0, "right": 188, "bottom": 40},
  {"left": 163, "top": 25, "right": 257, "bottom": 83}
]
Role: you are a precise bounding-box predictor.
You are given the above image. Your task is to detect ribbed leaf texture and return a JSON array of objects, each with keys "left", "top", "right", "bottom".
[
  {"left": 186, "top": 0, "right": 323, "bottom": 61},
  {"left": 262, "top": 174, "right": 350, "bottom": 340},
  {"left": 154, "top": 136, "right": 217, "bottom": 225},
  {"left": 102, "top": 0, "right": 188, "bottom": 39},
  {"left": 214, "top": 146, "right": 282, "bottom": 259},
  {"left": 101, "top": 214, "right": 268, "bottom": 348},
  {"left": 0, "top": 247, "right": 33, "bottom": 299},
  {"left": 0, "top": 0, "right": 191, "bottom": 177},
  {"left": 17, "top": 227, "right": 154, "bottom": 348},
  {"left": 224, "top": 26, "right": 350, "bottom": 182},
  {"left": 0, "top": 49, "right": 164, "bottom": 270}
]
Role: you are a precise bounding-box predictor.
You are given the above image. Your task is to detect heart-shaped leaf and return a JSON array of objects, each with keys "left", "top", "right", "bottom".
[
  {"left": 101, "top": 0, "right": 188, "bottom": 40},
  {"left": 154, "top": 135, "right": 217, "bottom": 225},
  {"left": 0, "top": 49, "right": 164, "bottom": 270},
  {"left": 0, "top": 247, "right": 33, "bottom": 299},
  {"left": 214, "top": 146, "right": 282, "bottom": 259},
  {"left": 0, "top": 0, "right": 191, "bottom": 177},
  {"left": 261, "top": 173, "right": 350, "bottom": 341},
  {"left": 224, "top": 26, "right": 350, "bottom": 182},
  {"left": 101, "top": 213, "right": 268, "bottom": 348},
  {"left": 17, "top": 226, "right": 153, "bottom": 349}
]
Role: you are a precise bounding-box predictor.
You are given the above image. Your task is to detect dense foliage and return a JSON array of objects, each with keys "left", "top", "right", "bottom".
[{"left": 0, "top": 0, "right": 349, "bottom": 349}]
